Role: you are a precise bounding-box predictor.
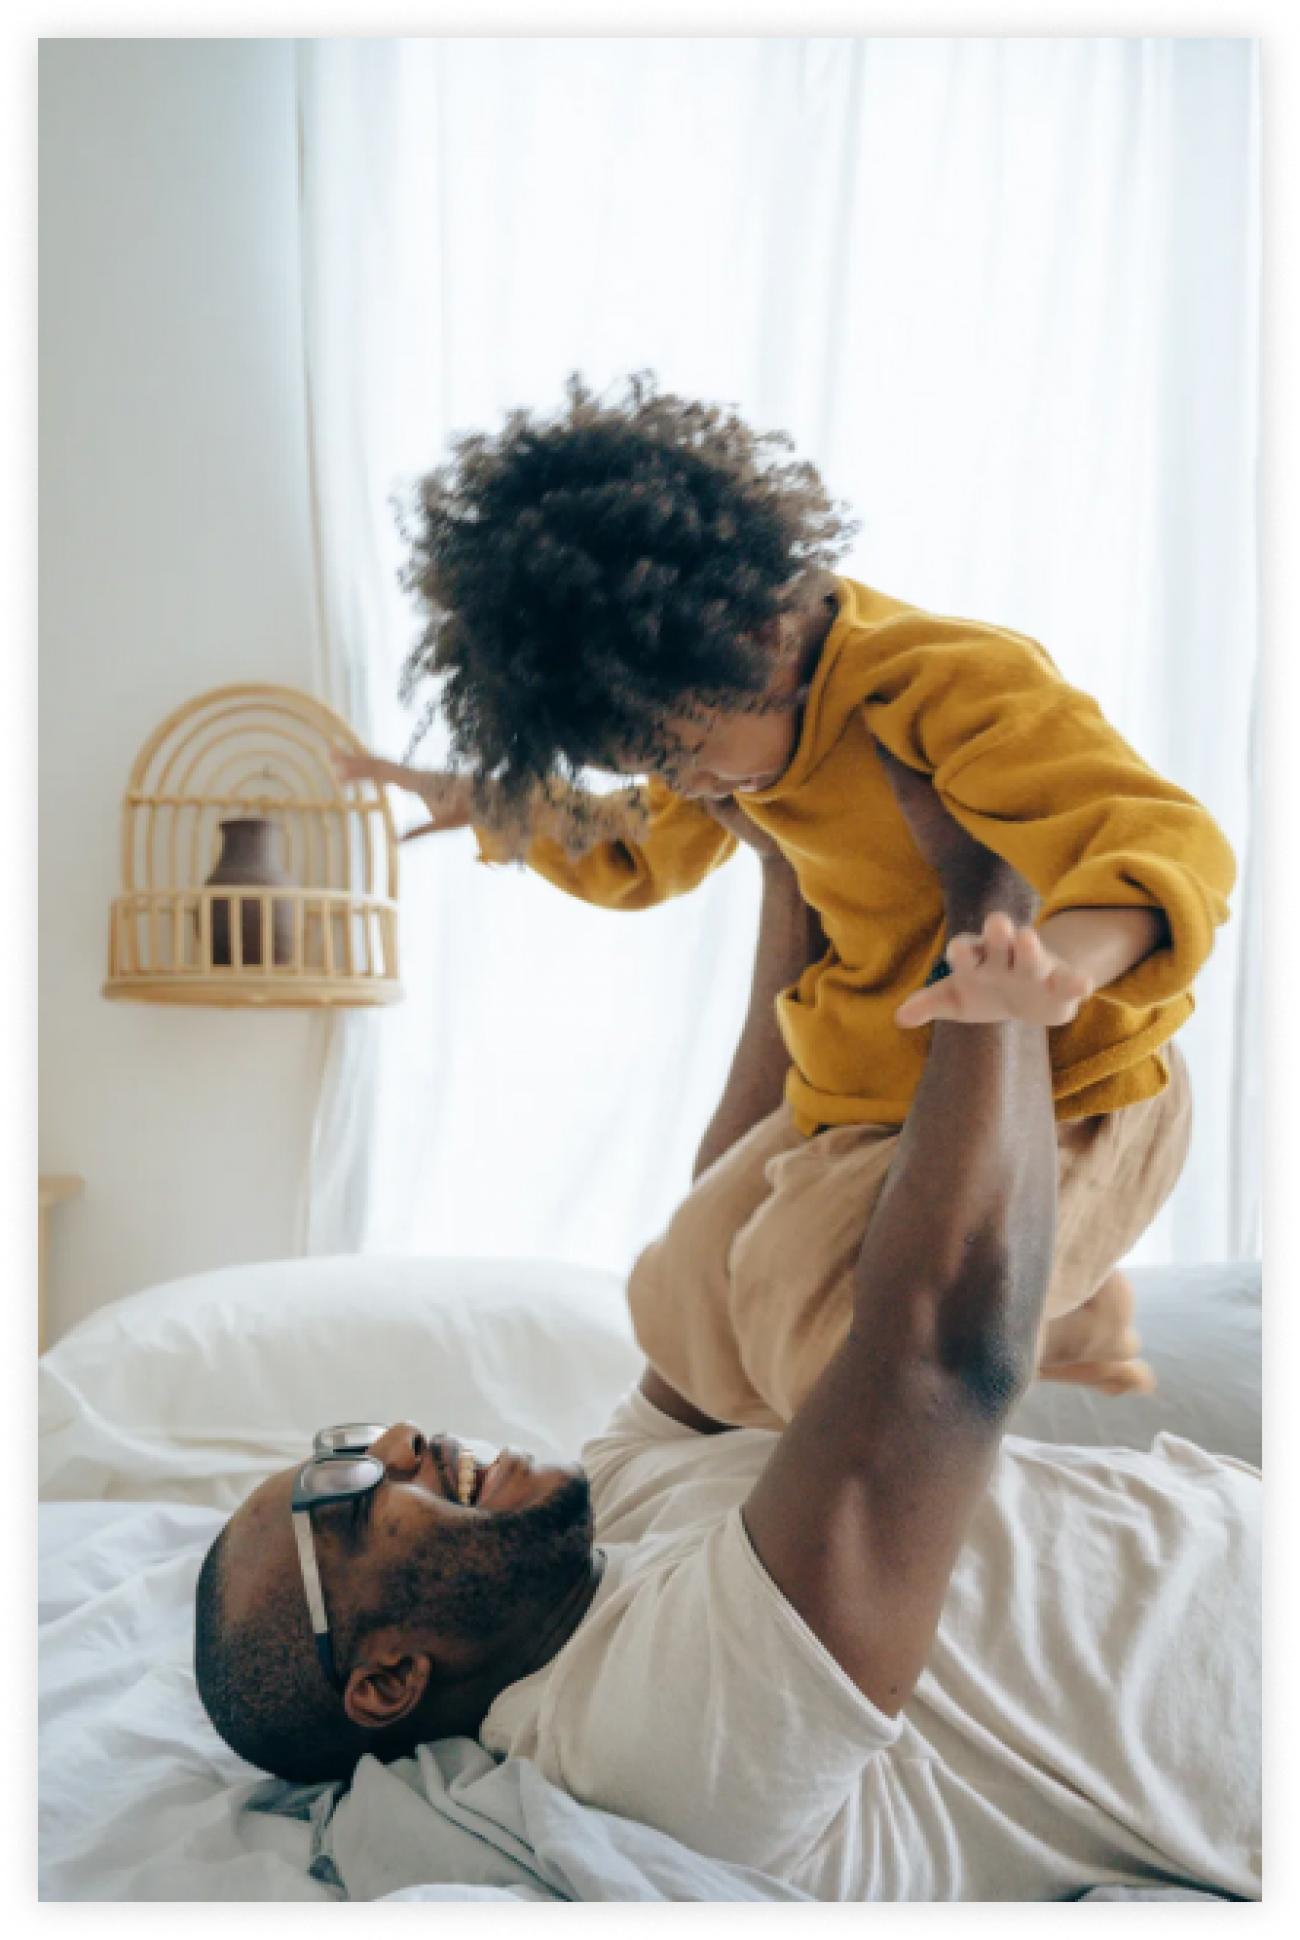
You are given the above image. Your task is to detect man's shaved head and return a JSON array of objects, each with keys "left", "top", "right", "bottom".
[{"left": 194, "top": 1471, "right": 369, "bottom": 1782}]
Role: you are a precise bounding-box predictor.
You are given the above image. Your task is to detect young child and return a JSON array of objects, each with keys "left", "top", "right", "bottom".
[{"left": 341, "top": 373, "right": 1235, "bottom": 1431}]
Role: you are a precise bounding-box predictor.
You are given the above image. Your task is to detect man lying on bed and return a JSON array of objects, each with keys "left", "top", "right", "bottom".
[{"left": 193, "top": 755, "right": 1260, "bottom": 1903}]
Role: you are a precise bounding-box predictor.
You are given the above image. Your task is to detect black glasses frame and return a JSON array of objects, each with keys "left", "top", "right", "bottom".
[{"left": 291, "top": 1424, "right": 388, "bottom": 1689}]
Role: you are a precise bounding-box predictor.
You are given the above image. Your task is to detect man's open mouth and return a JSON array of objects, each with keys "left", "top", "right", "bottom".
[
  {"left": 456, "top": 1447, "right": 480, "bottom": 1506},
  {"left": 436, "top": 1435, "right": 499, "bottom": 1507}
]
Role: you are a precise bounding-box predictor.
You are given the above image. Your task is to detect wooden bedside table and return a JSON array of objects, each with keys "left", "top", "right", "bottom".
[{"left": 38, "top": 1174, "right": 83, "bottom": 1353}]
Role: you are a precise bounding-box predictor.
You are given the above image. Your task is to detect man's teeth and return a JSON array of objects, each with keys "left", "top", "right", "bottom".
[{"left": 456, "top": 1449, "right": 476, "bottom": 1506}]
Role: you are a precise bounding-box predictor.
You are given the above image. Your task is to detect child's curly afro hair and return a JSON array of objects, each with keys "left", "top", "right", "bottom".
[{"left": 396, "top": 371, "right": 858, "bottom": 824}]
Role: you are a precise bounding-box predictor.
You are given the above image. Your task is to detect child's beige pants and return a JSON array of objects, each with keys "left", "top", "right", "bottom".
[{"left": 627, "top": 1043, "right": 1192, "bottom": 1430}]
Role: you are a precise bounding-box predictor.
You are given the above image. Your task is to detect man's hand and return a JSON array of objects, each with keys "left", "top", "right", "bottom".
[
  {"left": 333, "top": 751, "right": 475, "bottom": 843},
  {"left": 699, "top": 793, "right": 782, "bottom": 859}
]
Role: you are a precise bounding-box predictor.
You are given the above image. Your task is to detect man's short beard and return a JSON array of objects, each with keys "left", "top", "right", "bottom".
[{"left": 371, "top": 1472, "right": 595, "bottom": 1641}]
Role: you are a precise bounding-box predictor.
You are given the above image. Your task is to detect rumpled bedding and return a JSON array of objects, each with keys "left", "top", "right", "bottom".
[{"left": 259, "top": 1738, "right": 812, "bottom": 1902}]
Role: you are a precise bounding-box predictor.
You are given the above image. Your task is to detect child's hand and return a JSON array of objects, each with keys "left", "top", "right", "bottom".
[
  {"left": 894, "top": 913, "right": 1095, "bottom": 1029},
  {"left": 333, "top": 751, "right": 475, "bottom": 842}
]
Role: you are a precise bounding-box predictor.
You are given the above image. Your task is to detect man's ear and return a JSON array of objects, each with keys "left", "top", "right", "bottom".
[{"left": 342, "top": 1634, "right": 432, "bottom": 1732}]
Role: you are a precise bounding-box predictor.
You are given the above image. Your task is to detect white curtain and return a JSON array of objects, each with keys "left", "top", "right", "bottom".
[{"left": 295, "top": 36, "right": 1261, "bottom": 1273}]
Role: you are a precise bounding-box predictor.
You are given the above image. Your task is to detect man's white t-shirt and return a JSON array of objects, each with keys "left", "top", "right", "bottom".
[{"left": 480, "top": 1391, "right": 1260, "bottom": 1902}]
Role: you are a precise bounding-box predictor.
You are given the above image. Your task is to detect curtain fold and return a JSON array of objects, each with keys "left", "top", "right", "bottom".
[{"left": 295, "top": 36, "right": 1260, "bottom": 1271}]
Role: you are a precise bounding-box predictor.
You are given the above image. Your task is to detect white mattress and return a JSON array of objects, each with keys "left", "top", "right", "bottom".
[{"left": 38, "top": 1252, "right": 1260, "bottom": 1900}]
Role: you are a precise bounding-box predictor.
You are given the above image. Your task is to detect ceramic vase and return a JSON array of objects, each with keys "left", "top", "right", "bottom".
[{"left": 202, "top": 816, "right": 295, "bottom": 968}]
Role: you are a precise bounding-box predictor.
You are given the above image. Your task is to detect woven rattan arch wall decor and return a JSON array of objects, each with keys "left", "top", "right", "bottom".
[{"left": 103, "top": 684, "right": 402, "bottom": 1007}]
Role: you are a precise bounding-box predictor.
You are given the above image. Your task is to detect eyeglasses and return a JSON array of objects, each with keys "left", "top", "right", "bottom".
[{"left": 291, "top": 1424, "right": 388, "bottom": 1690}]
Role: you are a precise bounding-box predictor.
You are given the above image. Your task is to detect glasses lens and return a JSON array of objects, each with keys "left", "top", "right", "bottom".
[
  {"left": 296, "top": 1455, "right": 383, "bottom": 1503},
  {"left": 315, "top": 1424, "right": 386, "bottom": 1456}
]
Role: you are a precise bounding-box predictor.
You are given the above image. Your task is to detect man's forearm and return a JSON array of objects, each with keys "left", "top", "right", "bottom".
[
  {"left": 692, "top": 857, "right": 826, "bottom": 1182},
  {"left": 852, "top": 867, "right": 1057, "bottom": 1405}
]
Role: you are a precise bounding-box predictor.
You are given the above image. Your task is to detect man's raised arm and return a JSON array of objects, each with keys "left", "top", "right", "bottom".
[
  {"left": 640, "top": 810, "right": 827, "bottom": 1433},
  {"left": 690, "top": 806, "right": 828, "bottom": 1184},
  {"left": 743, "top": 753, "right": 1058, "bottom": 1716}
]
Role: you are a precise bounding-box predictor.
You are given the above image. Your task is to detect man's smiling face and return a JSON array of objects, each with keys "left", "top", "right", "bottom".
[
  {"left": 225, "top": 1421, "right": 592, "bottom": 1631},
  {"left": 204, "top": 1422, "right": 596, "bottom": 1769}
]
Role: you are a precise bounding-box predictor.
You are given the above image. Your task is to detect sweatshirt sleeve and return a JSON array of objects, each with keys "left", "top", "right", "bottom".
[
  {"left": 473, "top": 775, "right": 738, "bottom": 911},
  {"left": 860, "top": 617, "right": 1237, "bottom": 1008}
]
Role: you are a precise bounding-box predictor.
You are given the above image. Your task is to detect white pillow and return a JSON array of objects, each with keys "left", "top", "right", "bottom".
[
  {"left": 39, "top": 1255, "right": 642, "bottom": 1509},
  {"left": 40, "top": 1252, "right": 1260, "bottom": 1511}
]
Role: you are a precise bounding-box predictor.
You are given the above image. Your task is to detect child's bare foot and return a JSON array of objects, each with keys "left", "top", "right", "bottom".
[
  {"left": 1036, "top": 1269, "right": 1157, "bottom": 1396},
  {"left": 1040, "top": 1268, "right": 1140, "bottom": 1362},
  {"left": 1035, "top": 1356, "right": 1158, "bottom": 1397}
]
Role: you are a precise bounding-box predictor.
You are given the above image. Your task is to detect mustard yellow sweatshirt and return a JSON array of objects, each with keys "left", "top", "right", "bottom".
[{"left": 477, "top": 576, "right": 1236, "bottom": 1131}]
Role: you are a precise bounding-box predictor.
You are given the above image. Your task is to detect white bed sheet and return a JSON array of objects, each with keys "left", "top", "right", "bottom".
[
  {"left": 41, "top": 1498, "right": 333, "bottom": 1900},
  {"left": 38, "top": 1253, "right": 1261, "bottom": 1901}
]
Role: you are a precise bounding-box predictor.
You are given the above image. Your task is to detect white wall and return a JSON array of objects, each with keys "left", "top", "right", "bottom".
[{"left": 39, "top": 40, "right": 324, "bottom": 1338}]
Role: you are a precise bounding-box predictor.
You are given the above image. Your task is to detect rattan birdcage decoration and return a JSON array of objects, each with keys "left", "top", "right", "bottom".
[{"left": 103, "top": 683, "right": 402, "bottom": 1007}]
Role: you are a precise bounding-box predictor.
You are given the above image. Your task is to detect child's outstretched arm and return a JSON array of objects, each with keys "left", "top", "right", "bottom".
[
  {"left": 861, "top": 617, "right": 1236, "bottom": 1019},
  {"left": 473, "top": 772, "right": 739, "bottom": 912},
  {"left": 892, "top": 905, "right": 1172, "bottom": 1030},
  {"left": 335, "top": 753, "right": 739, "bottom": 911},
  {"left": 333, "top": 752, "right": 476, "bottom": 841}
]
